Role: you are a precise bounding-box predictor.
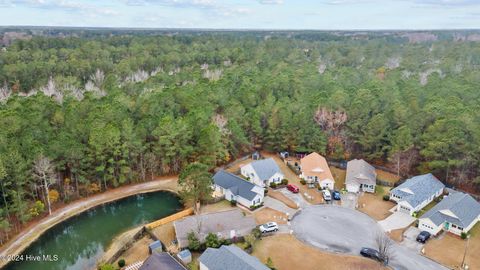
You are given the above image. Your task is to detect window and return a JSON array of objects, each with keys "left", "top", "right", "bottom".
[
  {"left": 458, "top": 226, "right": 463, "bottom": 231},
  {"left": 452, "top": 224, "right": 457, "bottom": 228}
]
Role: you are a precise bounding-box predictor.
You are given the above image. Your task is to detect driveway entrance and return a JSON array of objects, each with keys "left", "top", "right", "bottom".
[{"left": 379, "top": 211, "right": 416, "bottom": 232}]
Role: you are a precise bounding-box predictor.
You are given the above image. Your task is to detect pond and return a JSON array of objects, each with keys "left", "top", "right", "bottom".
[{"left": 5, "top": 191, "right": 182, "bottom": 270}]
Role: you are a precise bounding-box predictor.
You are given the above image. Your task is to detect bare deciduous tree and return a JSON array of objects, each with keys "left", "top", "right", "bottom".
[
  {"left": 0, "top": 83, "right": 12, "bottom": 104},
  {"left": 376, "top": 232, "right": 394, "bottom": 266},
  {"left": 33, "top": 155, "right": 56, "bottom": 215}
]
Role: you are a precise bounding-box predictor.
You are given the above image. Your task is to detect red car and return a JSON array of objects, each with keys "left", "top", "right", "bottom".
[{"left": 287, "top": 184, "right": 299, "bottom": 193}]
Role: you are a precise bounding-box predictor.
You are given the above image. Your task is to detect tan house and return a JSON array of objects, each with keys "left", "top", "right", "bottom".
[{"left": 299, "top": 152, "right": 335, "bottom": 189}]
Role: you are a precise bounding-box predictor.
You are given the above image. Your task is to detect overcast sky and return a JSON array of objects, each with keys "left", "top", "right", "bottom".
[{"left": 0, "top": 0, "right": 479, "bottom": 29}]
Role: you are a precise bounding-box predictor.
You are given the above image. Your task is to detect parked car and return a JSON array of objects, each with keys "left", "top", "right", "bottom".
[
  {"left": 332, "top": 190, "right": 341, "bottom": 200},
  {"left": 322, "top": 189, "right": 332, "bottom": 201},
  {"left": 259, "top": 222, "right": 279, "bottom": 233},
  {"left": 287, "top": 184, "right": 299, "bottom": 193},
  {"left": 416, "top": 231, "right": 431, "bottom": 243},
  {"left": 360, "top": 247, "right": 383, "bottom": 262}
]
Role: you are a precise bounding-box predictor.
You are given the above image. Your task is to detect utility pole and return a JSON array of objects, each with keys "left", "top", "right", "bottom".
[{"left": 462, "top": 234, "right": 470, "bottom": 269}]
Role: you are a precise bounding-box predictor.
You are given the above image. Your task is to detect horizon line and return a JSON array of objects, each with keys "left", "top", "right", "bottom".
[{"left": 1, "top": 25, "right": 480, "bottom": 32}]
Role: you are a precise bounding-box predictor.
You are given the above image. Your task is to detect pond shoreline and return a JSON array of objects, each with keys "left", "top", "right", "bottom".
[{"left": 0, "top": 177, "right": 179, "bottom": 269}]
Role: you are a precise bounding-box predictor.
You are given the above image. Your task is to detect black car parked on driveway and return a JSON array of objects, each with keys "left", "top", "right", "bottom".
[{"left": 416, "top": 231, "right": 431, "bottom": 243}]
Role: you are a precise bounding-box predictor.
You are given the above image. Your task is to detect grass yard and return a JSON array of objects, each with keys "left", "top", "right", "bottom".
[
  {"left": 253, "top": 207, "right": 288, "bottom": 225},
  {"left": 376, "top": 169, "right": 401, "bottom": 184},
  {"left": 424, "top": 223, "right": 480, "bottom": 270},
  {"left": 417, "top": 200, "right": 438, "bottom": 218},
  {"left": 330, "top": 166, "right": 346, "bottom": 190},
  {"left": 252, "top": 234, "right": 387, "bottom": 270},
  {"left": 200, "top": 200, "right": 235, "bottom": 214},
  {"left": 357, "top": 189, "right": 395, "bottom": 221},
  {"left": 114, "top": 236, "right": 151, "bottom": 267}
]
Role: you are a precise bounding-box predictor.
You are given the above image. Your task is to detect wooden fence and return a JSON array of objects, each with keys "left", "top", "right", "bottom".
[{"left": 145, "top": 208, "right": 194, "bottom": 230}]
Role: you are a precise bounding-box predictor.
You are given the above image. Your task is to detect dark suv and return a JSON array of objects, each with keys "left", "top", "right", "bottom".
[
  {"left": 360, "top": 247, "right": 383, "bottom": 262},
  {"left": 416, "top": 231, "right": 431, "bottom": 243}
]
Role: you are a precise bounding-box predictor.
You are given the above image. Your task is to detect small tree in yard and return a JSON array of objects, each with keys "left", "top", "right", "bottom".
[
  {"left": 187, "top": 231, "right": 201, "bottom": 251},
  {"left": 205, "top": 232, "right": 221, "bottom": 248},
  {"left": 179, "top": 163, "right": 213, "bottom": 214},
  {"left": 376, "top": 233, "right": 394, "bottom": 266}
]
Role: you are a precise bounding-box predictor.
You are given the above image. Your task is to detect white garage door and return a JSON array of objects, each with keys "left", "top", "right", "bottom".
[{"left": 399, "top": 205, "right": 411, "bottom": 214}]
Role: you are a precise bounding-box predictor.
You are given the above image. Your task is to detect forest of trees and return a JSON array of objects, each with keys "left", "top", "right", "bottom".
[{"left": 0, "top": 30, "right": 480, "bottom": 243}]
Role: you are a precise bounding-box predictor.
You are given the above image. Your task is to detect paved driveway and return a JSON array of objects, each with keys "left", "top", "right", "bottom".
[
  {"left": 291, "top": 205, "right": 447, "bottom": 270},
  {"left": 401, "top": 227, "right": 424, "bottom": 253},
  {"left": 263, "top": 197, "right": 297, "bottom": 218},
  {"left": 379, "top": 211, "right": 416, "bottom": 232},
  {"left": 279, "top": 188, "right": 309, "bottom": 209},
  {"left": 341, "top": 192, "right": 357, "bottom": 209}
]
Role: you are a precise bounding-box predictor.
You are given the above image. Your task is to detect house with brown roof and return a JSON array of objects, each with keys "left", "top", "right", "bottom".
[{"left": 299, "top": 152, "right": 335, "bottom": 189}]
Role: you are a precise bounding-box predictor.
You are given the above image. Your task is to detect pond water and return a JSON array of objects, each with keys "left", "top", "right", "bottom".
[{"left": 5, "top": 191, "right": 182, "bottom": 270}]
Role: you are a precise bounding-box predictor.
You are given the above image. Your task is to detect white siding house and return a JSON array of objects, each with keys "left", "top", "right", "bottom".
[
  {"left": 345, "top": 159, "right": 377, "bottom": 193},
  {"left": 390, "top": 173, "right": 445, "bottom": 216},
  {"left": 418, "top": 192, "right": 480, "bottom": 236},
  {"left": 213, "top": 170, "right": 264, "bottom": 208},
  {"left": 240, "top": 158, "right": 284, "bottom": 187}
]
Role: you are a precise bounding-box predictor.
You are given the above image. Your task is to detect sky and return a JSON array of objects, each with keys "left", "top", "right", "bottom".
[{"left": 0, "top": 0, "right": 479, "bottom": 30}]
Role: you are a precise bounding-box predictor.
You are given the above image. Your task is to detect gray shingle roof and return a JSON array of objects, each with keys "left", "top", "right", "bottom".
[
  {"left": 421, "top": 192, "right": 480, "bottom": 228},
  {"left": 199, "top": 245, "right": 270, "bottom": 270},
  {"left": 390, "top": 173, "right": 445, "bottom": 208},
  {"left": 213, "top": 170, "right": 259, "bottom": 201},
  {"left": 345, "top": 159, "right": 376, "bottom": 186},
  {"left": 249, "top": 158, "right": 282, "bottom": 180},
  {"left": 140, "top": 252, "right": 187, "bottom": 270},
  {"left": 173, "top": 209, "right": 256, "bottom": 248}
]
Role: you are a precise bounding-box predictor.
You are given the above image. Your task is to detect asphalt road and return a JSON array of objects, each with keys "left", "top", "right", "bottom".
[{"left": 291, "top": 205, "right": 448, "bottom": 270}]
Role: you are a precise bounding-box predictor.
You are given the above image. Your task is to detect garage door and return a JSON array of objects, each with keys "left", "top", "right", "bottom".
[{"left": 399, "top": 205, "right": 411, "bottom": 214}]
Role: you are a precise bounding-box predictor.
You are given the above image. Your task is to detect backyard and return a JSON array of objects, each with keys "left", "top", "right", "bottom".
[{"left": 424, "top": 223, "right": 480, "bottom": 270}]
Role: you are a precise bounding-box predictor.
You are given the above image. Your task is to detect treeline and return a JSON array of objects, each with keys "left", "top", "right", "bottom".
[{"left": 0, "top": 32, "right": 480, "bottom": 243}]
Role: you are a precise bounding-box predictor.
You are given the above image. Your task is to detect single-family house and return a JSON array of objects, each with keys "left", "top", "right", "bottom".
[
  {"left": 240, "top": 158, "right": 284, "bottom": 187},
  {"left": 173, "top": 209, "right": 256, "bottom": 248},
  {"left": 213, "top": 170, "right": 264, "bottom": 207},
  {"left": 390, "top": 173, "right": 445, "bottom": 215},
  {"left": 418, "top": 192, "right": 480, "bottom": 236},
  {"left": 345, "top": 159, "right": 377, "bottom": 193},
  {"left": 199, "top": 245, "right": 270, "bottom": 270},
  {"left": 140, "top": 252, "right": 187, "bottom": 270},
  {"left": 299, "top": 152, "right": 335, "bottom": 189}
]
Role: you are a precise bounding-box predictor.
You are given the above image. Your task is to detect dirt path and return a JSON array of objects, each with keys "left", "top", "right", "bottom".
[{"left": 0, "top": 177, "right": 178, "bottom": 269}]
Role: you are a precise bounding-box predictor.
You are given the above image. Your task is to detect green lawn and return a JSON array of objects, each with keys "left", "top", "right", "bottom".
[{"left": 417, "top": 200, "right": 438, "bottom": 217}]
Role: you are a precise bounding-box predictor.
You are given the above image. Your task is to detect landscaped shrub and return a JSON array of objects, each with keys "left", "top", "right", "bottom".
[
  {"left": 264, "top": 188, "right": 268, "bottom": 194},
  {"left": 281, "top": 179, "right": 288, "bottom": 185},
  {"left": 187, "top": 231, "right": 201, "bottom": 251},
  {"left": 249, "top": 202, "right": 264, "bottom": 211},
  {"left": 251, "top": 227, "right": 262, "bottom": 239},
  {"left": 230, "top": 200, "right": 237, "bottom": 206},
  {"left": 300, "top": 179, "right": 306, "bottom": 185},
  {"left": 383, "top": 195, "right": 390, "bottom": 201},
  {"left": 118, "top": 259, "right": 126, "bottom": 268},
  {"left": 461, "top": 232, "right": 469, "bottom": 239},
  {"left": 205, "top": 232, "right": 221, "bottom": 248},
  {"left": 270, "top": 182, "right": 277, "bottom": 188}
]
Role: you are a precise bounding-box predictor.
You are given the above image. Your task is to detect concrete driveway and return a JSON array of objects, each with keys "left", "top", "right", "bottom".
[
  {"left": 401, "top": 227, "right": 424, "bottom": 253},
  {"left": 291, "top": 205, "right": 447, "bottom": 270},
  {"left": 263, "top": 197, "right": 298, "bottom": 218},
  {"left": 379, "top": 211, "right": 416, "bottom": 232},
  {"left": 279, "top": 188, "right": 309, "bottom": 209},
  {"left": 341, "top": 192, "right": 358, "bottom": 209}
]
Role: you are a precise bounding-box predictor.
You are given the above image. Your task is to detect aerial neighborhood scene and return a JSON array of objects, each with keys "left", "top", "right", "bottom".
[{"left": 1, "top": 1, "right": 480, "bottom": 270}]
